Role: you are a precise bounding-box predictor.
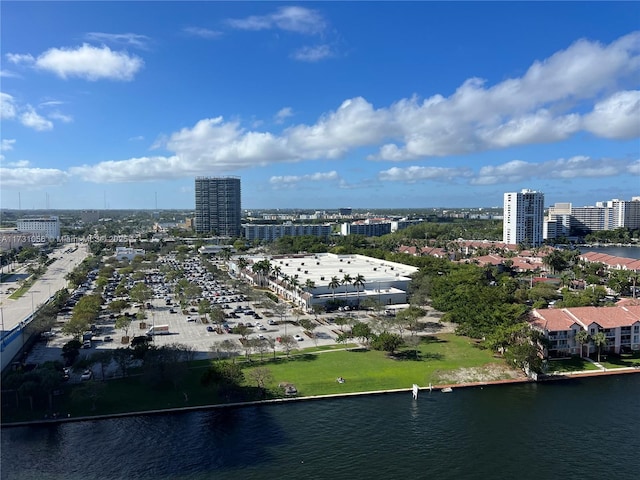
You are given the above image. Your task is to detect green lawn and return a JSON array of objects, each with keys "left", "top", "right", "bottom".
[
  {"left": 600, "top": 352, "right": 640, "bottom": 370},
  {"left": 242, "top": 334, "right": 503, "bottom": 396},
  {"left": 546, "top": 356, "right": 600, "bottom": 373},
  {"left": 1, "top": 333, "right": 507, "bottom": 423}
]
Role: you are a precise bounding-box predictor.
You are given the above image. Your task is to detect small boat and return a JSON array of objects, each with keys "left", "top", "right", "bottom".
[{"left": 441, "top": 387, "right": 453, "bottom": 393}]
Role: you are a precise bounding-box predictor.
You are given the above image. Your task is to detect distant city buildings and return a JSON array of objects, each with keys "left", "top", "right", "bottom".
[
  {"left": 16, "top": 216, "right": 60, "bottom": 240},
  {"left": 115, "top": 246, "right": 145, "bottom": 261},
  {"left": 544, "top": 197, "right": 640, "bottom": 240},
  {"left": 80, "top": 210, "right": 100, "bottom": 224},
  {"left": 503, "top": 190, "right": 545, "bottom": 246},
  {"left": 194, "top": 177, "right": 242, "bottom": 237}
]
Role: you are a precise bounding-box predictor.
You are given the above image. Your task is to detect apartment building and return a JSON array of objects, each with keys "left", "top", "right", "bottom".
[
  {"left": 194, "top": 177, "right": 242, "bottom": 237},
  {"left": 503, "top": 189, "right": 545, "bottom": 246},
  {"left": 16, "top": 216, "right": 60, "bottom": 240}
]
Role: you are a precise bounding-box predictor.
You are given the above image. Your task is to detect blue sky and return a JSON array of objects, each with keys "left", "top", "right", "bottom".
[{"left": 1, "top": 2, "right": 639, "bottom": 211}]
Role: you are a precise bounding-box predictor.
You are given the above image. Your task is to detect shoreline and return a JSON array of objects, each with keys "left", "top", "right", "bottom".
[{"left": 2, "top": 366, "right": 638, "bottom": 429}]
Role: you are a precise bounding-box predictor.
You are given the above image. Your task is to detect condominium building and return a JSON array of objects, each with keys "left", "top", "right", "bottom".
[
  {"left": 503, "top": 190, "right": 545, "bottom": 246},
  {"left": 16, "top": 216, "right": 60, "bottom": 240},
  {"left": 243, "top": 223, "right": 332, "bottom": 242},
  {"left": 194, "top": 177, "right": 241, "bottom": 237}
]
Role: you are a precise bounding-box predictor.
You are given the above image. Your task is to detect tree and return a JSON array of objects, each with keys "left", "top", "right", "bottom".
[
  {"left": 396, "top": 306, "right": 425, "bottom": 337},
  {"left": 198, "top": 298, "right": 212, "bottom": 322},
  {"left": 247, "top": 367, "right": 273, "bottom": 397},
  {"left": 112, "top": 348, "right": 133, "bottom": 377},
  {"left": 115, "top": 316, "right": 132, "bottom": 341},
  {"left": 220, "top": 339, "right": 241, "bottom": 363},
  {"left": 353, "top": 274, "right": 366, "bottom": 306},
  {"left": 351, "top": 321, "right": 373, "bottom": 346},
  {"left": 574, "top": 329, "right": 589, "bottom": 357},
  {"left": 130, "top": 282, "right": 153, "bottom": 307},
  {"left": 342, "top": 273, "right": 353, "bottom": 304},
  {"left": 61, "top": 339, "right": 82, "bottom": 366},
  {"left": 592, "top": 331, "right": 607, "bottom": 363},
  {"left": 371, "top": 332, "right": 403, "bottom": 355},
  {"left": 328, "top": 276, "right": 341, "bottom": 301},
  {"left": 279, "top": 335, "right": 297, "bottom": 357},
  {"left": 91, "top": 350, "right": 114, "bottom": 381}
]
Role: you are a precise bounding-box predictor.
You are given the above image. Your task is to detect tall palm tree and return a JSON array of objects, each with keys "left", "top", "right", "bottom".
[
  {"left": 574, "top": 329, "right": 589, "bottom": 357},
  {"left": 328, "top": 276, "right": 341, "bottom": 301},
  {"left": 592, "top": 331, "right": 607, "bottom": 363},
  {"left": 304, "top": 279, "right": 316, "bottom": 292},
  {"left": 236, "top": 257, "right": 248, "bottom": 272},
  {"left": 342, "top": 273, "right": 353, "bottom": 304},
  {"left": 353, "top": 274, "right": 365, "bottom": 307}
]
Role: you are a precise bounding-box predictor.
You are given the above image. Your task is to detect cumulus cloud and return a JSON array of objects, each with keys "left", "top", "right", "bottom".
[
  {"left": 0, "top": 167, "right": 69, "bottom": 187},
  {"left": 227, "top": 6, "right": 326, "bottom": 35},
  {"left": 1, "top": 93, "right": 17, "bottom": 119},
  {"left": 1, "top": 139, "right": 16, "bottom": 151},
  {"left": 378, "top": 166, "right": 473, "bottom": 182},
  {"left": 270, "top": 171, "right": 339, "bottom": 185},
  {"left": 583, "top": 90, "right": 640, "bottom": 139},
  {"left": 291, "top": 44, "right": 334, "bottom": 62},
  {"left": 471, "top": 156, "right": 631, "bottom": 185},
  {"left": 6, "top": 53, "right": 35, "bottom": 64},
  {"left": 20, "top": 106, "right": 53, "bottom": 131},
  {"left": 67, "top": 32, "right": 640, "bottom": 183},
  {"left": 628, "top": 159, "right": 640, "bottom": 175},
  {"left": 15, "top": 43, "right": 144, "bottom": 81},
  {"left": 85, "top": 32, "right": 150, "bottom": 49},
  {"left": 183, "top": 27, "right": 223, "bottom": 39},
  {"left": 274, "top": 107, "right": 293, "bottom": 123}
]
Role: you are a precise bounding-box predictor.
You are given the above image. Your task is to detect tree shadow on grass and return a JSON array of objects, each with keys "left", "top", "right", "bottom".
[
  {"left": 287, "top": 353, "right": 318, "bottom": 363},
  {"left": 392, "top": 350, "right": 445, "bottom": 362},
  {"left": 422, "top": 335, "right": 448, "bottom": 344}
]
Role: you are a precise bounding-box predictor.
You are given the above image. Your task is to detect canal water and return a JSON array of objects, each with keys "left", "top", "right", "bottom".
[{"left": 2, "top": 374, "right": 639, "bottom": 480}]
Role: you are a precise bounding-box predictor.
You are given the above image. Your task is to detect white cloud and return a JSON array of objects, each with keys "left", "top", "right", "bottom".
[
  {"left": 48, "top": 111, "right": 73, "bottom": 123},
  {"left": 1, "top": 139, "right": 16, "bottom": 151},
  {"left": 6, "top": 53, "right": 35, "bottom": 64},
  {"left": 28, "top": 44, "right": 143, "bottom": 81},
  {"left": 583, "top": 90, "right": 640, "bottom": 139},
  {"left": 0, "top": 167, "right": 69, "bottom": 187},
  {"left": 628, "top": 159, "right": 640, "bottom": 175},
  {"left": 85, "top": 32, "right": 150, "bottom": 49},
  {"left": 274, "top": 107, "right": 293, "bottom": 123},
  {"left": 1, "top": 93, "right": 17, "bottom": 119},
  {"left": 227, "top": 6, "right": 326, "bottom": 35},
  {"left": 183, "top": 27, "right": 222, "bottom": 39},
  {"left": 379, "top": 166, "right": 472, "bottom": 182},
  {"left": 20, "top": 106, "right": 53, "bottom": 131},
  {"left": 291, "top": 44, "right": 334, "bottom": 62},
  {"left": 471, "top": 156, "right": 630, "bottom": 185},
  {"left": 270, "top": 171, "right": 339, "bottom": 185},
  {"left": 0, "top": 69, "right": 21, "bottom": 78},
  {"left": 66, "top": 33, "right": 640, "bottom": 183}
]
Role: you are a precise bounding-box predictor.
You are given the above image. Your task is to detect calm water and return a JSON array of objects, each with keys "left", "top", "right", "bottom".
[
  {"left": 2, "top": 374, "right": 639, "bottom": 480},
  {"left": 579, "top": 245, "right": 640, "bottom": 260}
]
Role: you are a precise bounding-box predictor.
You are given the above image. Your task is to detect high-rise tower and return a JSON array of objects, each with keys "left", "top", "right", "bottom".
[
  {"left": 194, "top": 177, "right": 241, "bottom": 237},
  {"left": 503, "top": 189, "right": 544, "bottom": 246}
]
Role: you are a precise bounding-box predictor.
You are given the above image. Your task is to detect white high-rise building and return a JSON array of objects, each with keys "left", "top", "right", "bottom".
[{"left": 503, "top": 190, "right": 545, "bottom": 246}]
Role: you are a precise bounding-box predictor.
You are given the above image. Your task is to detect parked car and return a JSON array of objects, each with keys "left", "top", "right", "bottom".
[
  {"left": 206, "top": 326, "right": 214, "bottom": 332},
  {"left": 82, "top": 340, "right": 92, "bottom": 349},
  {"left": 294, "top": 334, "right": 304, "bottom": 341},
  {"left": 80, "top": 370, "right": 93, "bottom": 381},
  {"left": 268, "top": 319, "right": 277, "bottom": 325},
  {"left": 103, "top": 336, "right": 113, "bottom": 342}
]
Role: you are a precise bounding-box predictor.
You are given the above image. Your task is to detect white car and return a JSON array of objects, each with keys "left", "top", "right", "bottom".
[
  {"left": 294, "top": 334, "right": 304, "bottom": 341},
  {"left": 80, "top": 370, "right": 93, "bottom": 381}
]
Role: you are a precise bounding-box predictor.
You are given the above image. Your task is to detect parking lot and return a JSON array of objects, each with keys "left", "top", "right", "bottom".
[{"left": 25, "top": 253, "right": 346, "bottom": 373}]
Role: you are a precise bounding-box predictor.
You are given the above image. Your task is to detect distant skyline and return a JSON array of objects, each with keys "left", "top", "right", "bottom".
[{"left": 1, "top": 2, "right": 638, "bottom": 210}]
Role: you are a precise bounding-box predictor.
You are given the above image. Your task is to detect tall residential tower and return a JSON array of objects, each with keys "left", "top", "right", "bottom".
[
  {"left": 194, "top": 177, "right": 241, "bottom": 237},
  {"left": 503, "top": 189, "right": 544, "bottom": 246}
]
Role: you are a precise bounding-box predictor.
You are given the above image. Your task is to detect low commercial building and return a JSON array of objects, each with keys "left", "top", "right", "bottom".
[
  {"left": 115, "top": 246, "right": 146, "bottom": 261},
  {"left": 229, "top": 253, "right": 419, "bottom": 311},
  {"left": 243, "top": 223, "right": 332, "bottom": 242}
]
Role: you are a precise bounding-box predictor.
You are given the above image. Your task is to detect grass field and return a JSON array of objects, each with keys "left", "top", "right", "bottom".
[
  {"left": 1, "top": 333, "right": 510, "bottom": 423},
  {"left": 546, "top": 356, "right": 600, "bottom": 373},
  {"left": 599, "top": 352, "right": 640, "bottom": 370}
]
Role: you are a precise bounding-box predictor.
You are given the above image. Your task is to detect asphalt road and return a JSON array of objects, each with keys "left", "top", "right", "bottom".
[{"left": 0, "top": 244, "right": 89, "bottom": 332}]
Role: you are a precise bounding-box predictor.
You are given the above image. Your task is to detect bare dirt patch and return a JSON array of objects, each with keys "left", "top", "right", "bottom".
[{"left": 432, "top": 363, "right": 525, "bottom": 385}]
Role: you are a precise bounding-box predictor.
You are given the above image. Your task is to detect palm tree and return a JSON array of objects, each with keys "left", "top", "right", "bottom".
[
  {"left": 236, "top": 257, "right": 248, "bottom": 273},
  {"left": 342, "top": 273, "right": 353, "bottom": 304},
  {"left": 328, "top": 276, "right": 341, "bottom": 301},
  {"left": 574, "top": 329, "right": 589, "bottom": 357},
  {"left": 592, "top": 331, "right": 607, "bottom": 363},
  {"left": 353, "top": 274, "right": 365, "bottom": 307},
  {"left": 271, "top": 265, "right": 282, "bottom": 281},
  {"left": 304, "top": 279, "right": 316, "bottom": 292}
]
